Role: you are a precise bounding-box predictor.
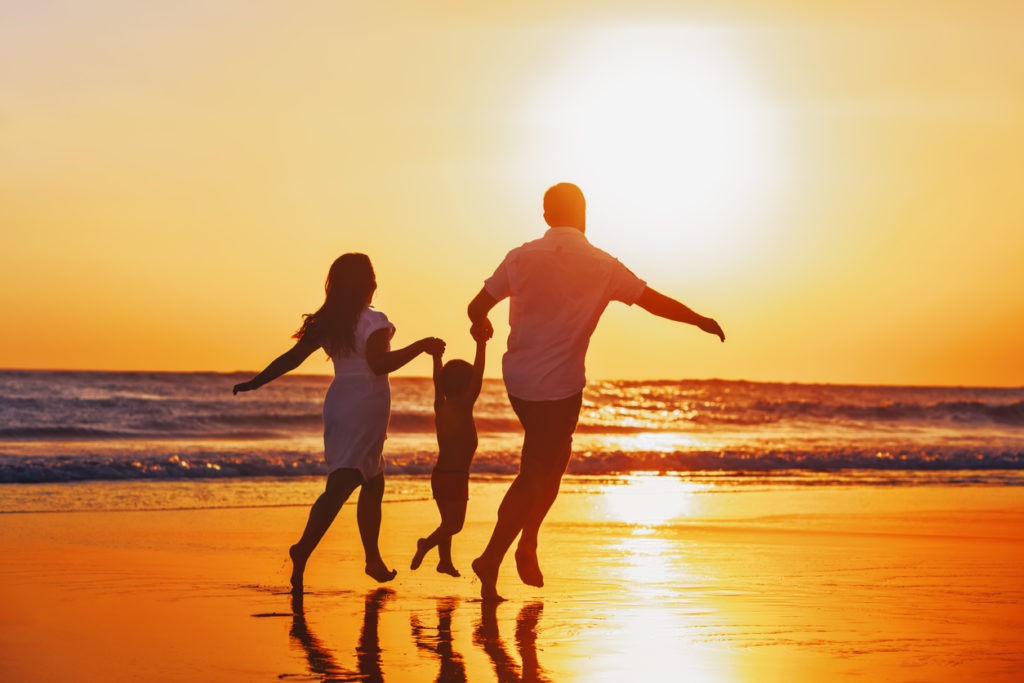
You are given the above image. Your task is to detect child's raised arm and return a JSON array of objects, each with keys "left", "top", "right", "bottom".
[
  {"left": 468, "top": 320, "right": 492, "bottom": 400},
  {"left": 432, "top": 346, "right": 444, "bottom": 409}
]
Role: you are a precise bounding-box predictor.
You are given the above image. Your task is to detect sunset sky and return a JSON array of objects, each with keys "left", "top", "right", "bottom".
[{"left": 3, "top": 1, "right": 1022, "bottom": 386}]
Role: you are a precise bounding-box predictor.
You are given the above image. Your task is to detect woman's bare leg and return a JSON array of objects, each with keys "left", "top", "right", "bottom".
[
  {"left": 290, "top": 468, "right": 362, "bottom": 593},
  {"left": 356, "top": 473, "right": 396, "bottom": 582}
]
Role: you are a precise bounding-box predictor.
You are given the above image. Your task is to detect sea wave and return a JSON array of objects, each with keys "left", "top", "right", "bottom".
[
  {"left": 746, "top": 399, "right": 1024, "bottom": 426},
  {"left": 3, "top": 447, "right": 1021, "bottom": 483}
]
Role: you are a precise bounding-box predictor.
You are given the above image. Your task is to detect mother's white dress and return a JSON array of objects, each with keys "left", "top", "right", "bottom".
[{"left": 322, "top": 307, "right": 394, "bottom": 481}]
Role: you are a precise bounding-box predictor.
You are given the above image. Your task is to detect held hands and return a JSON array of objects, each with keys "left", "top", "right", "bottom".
[
  {"left": 421, "top": 337, "right": 446, "bottom": 358},
  {"left": 700, "top": 317, "right": 726, "bottom": 342},
  {"left": 471, "top": 318, "right": 493, "bottom": 343}
]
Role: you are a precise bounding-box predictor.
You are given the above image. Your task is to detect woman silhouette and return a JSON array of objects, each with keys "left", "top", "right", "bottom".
[{"left": 234, "top": 253, "right": 444, "bottom": 591}]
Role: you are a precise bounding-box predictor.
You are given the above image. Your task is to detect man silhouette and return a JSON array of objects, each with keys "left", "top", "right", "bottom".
[{"left": 468, "top": 182, "right": 725, "bottom": 601}]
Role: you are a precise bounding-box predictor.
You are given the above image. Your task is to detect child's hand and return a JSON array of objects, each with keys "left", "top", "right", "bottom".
[
  {"left": 422, "top": 337, "right": 446, "bottom": 357},
  {"left": 471, "top": 319, "right": 493, "bottom": 343}
]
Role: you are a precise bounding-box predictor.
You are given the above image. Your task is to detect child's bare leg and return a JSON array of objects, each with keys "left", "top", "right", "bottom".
[
  {"left": 436, "top": 491, "right": 465, "bottom": 576},
  {"left": 290, "top": 468, "right": 362, "bottom": 593},
  {"left": 436, "top": 536, "right": 459, "bottom": 577},
  {"left": 411, "top": 535, "right": 435, "bottom": 570},
  {"left": 356, "top": 473, "right": 396, "bottom": 582}
]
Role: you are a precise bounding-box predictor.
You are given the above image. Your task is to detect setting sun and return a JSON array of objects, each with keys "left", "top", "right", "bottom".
[{"left": 519, "top": 25, "right": 786, "bottom": 273}]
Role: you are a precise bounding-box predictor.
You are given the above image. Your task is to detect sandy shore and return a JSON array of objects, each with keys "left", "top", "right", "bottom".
[{"left": 1, "top": 477, "right": 1023, "bottom": 681}]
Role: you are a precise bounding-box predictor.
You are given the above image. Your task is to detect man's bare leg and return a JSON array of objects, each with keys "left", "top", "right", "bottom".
[
  {"left": 356, "top": 473, "right": 397, "bottom": 582},
  {"left": 515, "top": 431, "right": 575, "bottom": 588},
  {"left": 473, "top": 474, "right": 535, "bottom": 601},
  {"left": 514, "top": 474, "right": 563, "bottom": 587}
]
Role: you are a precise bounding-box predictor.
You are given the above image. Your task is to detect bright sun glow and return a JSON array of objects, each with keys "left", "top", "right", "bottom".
[
  {"left": 520, "top": 25, "right": 785, "bottom": 274},
  {"left": 600, "top": 474, "right": 712, "bottom": 526}
]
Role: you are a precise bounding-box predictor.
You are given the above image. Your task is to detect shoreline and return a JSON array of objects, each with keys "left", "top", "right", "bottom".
[{"left": 2, "top": 480, "right": 1022, "bottom": 681}]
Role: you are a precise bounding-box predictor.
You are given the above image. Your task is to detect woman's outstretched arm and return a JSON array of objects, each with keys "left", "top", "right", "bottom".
[
  {"left": 233, "top": 337, "right": 321, "bottom": 394},
  {"left": 365, "top": 329, "right": 445, "bottom": 376}
]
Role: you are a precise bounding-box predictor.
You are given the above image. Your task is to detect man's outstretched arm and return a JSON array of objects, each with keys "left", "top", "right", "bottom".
[{"left": 635, "top": 286, "right": 725, "bottom": 342}]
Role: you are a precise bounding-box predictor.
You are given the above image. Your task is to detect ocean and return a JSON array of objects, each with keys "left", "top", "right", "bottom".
[{"left": 1, "top": 370, "right": 1022, "bottom": 512}]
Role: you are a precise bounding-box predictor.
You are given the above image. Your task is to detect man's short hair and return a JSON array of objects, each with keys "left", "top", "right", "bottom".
[{"left": 543, "top": 183, "right": 586, "bottom": 226}]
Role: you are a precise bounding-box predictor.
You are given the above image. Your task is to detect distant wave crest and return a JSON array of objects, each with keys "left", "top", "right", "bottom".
[{"left": 3, "top": 448, "right": 1022, "bottom": 484}]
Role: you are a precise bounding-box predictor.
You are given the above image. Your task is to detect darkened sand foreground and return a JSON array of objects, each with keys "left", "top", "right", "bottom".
[{"left": 1, "top": 478, "right": 1023, "bottom": 681}]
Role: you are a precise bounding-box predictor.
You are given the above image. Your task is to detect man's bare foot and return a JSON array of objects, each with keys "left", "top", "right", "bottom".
[
  {"left": 437, "top": 561, "right": 461, "bottom": 577},
  {"left": 472, "top": 556, "right": 504, "bottom": 603},
  {"left": 515, "top": 546, "right": 544, "bottom": 587},
  {"left": 289, "top": 544, "right": 307, "bottom": 594},
  {"left": 410, "top": 538, "right": 430, "bottom": 570},
  {"left": 365, "top": 561, "right": 397, "bottom": 583}
]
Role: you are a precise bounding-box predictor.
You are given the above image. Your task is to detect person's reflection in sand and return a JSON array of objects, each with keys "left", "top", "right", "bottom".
[
  {"left": 411, "top": 596, "right": 467, "bottom": 682},
  {"left": 474, "top": 600, "right": 549, "bottom": 683},
  {"left": 289, "top": 588, "right": 392, "bottom": 682}
]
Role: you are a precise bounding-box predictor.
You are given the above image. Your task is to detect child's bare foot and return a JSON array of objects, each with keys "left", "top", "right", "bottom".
[
  {"left": 365, "top": 561, "right": 397, "bottom": 583},
  {"left": 410, "top": 538, "right": 430, "bottom": 570},
  {"left": 289, "top": 544, "right": 307, "bottom": 594},
  {"left": 472, "top": 556, "right": 504, "bottom": 603},
  {"left": 437, "top": 561, "right": 461, "bottom": 577},
  {"left": 515, "top": 546, "right": 544, "bottom": 587}
]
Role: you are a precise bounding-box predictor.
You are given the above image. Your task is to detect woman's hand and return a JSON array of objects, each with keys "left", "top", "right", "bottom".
[{"left": 233, "top": 380, "right": 256, "bottom": 395}]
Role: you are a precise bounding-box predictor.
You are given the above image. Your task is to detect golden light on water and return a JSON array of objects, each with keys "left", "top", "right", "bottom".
[
  {"left": 577, "top": 531, "right": 736, "bottom": 682},
  {"left": 599, "top": 431, "right": 709, "bottom": 453},
  {"left": 599, "top": 474, "right": 713, "bottom": 526}
]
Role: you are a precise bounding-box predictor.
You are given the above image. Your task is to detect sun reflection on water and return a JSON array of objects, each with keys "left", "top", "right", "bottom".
[{"left": 599, "top": 474, "right": 714, "bottom": 527}]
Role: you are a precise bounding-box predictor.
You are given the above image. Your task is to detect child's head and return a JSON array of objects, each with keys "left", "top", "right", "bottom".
[{"left": 439, "top": 359, "right": 473, "bottom": 398}]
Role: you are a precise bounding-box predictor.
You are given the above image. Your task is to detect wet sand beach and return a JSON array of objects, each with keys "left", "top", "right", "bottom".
[{"left": 1, "top": 476, "right": 1022, "bottom": 681}]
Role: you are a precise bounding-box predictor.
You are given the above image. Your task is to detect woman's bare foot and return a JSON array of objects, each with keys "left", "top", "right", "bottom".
[
  {"left": 472, "top": 556, "right": 504, "bottom": 602},
  {"left": 437, "top": 561, "right": 461, "bottom": 577},
  {"left": 365, "top": 561, "right": 397, "bottom": 583},
  {"left": 289, "top": 544, "right": 307, "bottom": 594},
  {"left": 410, "top": 538, "right": 430, "bottom": 570},
  {"left": 514, "top": 546, "right": 544, "bottom": 587}
]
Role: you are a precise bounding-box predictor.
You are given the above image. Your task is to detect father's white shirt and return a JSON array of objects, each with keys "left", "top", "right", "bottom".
[{"left": 484, "top": 227, "right": 646, "bottom": 401}]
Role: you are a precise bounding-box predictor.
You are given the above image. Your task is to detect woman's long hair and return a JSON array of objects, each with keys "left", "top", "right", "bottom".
[{"left": 294, "top": 253, "right": 376, "bottom": 357}]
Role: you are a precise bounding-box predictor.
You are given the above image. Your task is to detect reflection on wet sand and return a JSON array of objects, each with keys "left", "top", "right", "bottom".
[
  {"left": 411, "top": 596, "right": 467, "bottom": 682},
  {"left": 289, "top": 588, "right": 391, "bottom": 682},
  {"left": 288, "top": 592, "right": 550, "bottom": 682},
  {"left": 474, "top": 600, "right": 549, "bottom": 683}
]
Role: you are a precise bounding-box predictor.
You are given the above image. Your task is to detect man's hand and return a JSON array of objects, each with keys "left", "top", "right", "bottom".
[
  {"left": 471, "top": 319, "right": 493, "bottom": 343},
  {"left": 700, "top": 317, "right": 725, "bottom": 342}
]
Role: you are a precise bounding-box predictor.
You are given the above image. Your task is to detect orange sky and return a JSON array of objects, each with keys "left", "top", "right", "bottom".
[{"left": 2, "top": 2, "right": 1022, "bottom": 386}]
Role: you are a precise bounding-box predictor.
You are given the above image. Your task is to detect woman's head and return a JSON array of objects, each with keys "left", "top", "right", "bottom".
[
  {"left": 295, "top": 253, "right": 376, "bottom": 356},
  {"left": 325, "top": 253, "right": 376, "bottom": 308}
]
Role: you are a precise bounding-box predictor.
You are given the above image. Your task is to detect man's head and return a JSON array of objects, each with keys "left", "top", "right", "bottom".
[
  {"left": 439, "top": 359, "right": 473, "bottom": 398},
  {"left": 543, "top": 183, "right": 586, "bottom": 231}
]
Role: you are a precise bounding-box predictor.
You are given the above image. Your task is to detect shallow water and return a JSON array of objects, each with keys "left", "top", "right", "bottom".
[{"left": 2, "top": 371, "right": 1022, "bottom": 487}]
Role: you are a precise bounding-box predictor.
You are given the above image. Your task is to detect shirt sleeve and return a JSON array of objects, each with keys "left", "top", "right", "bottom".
[
  {"left": 608, "top": 259, "right": 647, "bottom": 305},
  {"left": 482, "top": 252, "right": 513, "bottom": 301},
  {"left": 362, "top": 310, "right": 396, "bottom": 344}
]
